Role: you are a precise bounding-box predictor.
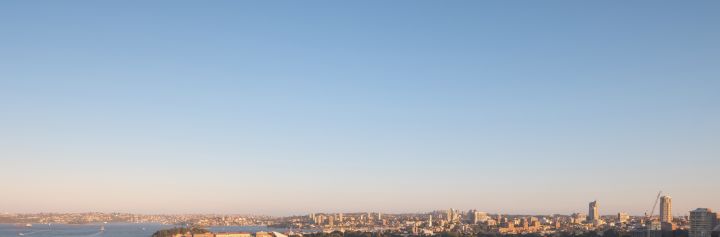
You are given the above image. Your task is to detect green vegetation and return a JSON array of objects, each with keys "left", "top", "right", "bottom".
[{"left": 151, "top": 226, "right": 209, "bottom": 237}]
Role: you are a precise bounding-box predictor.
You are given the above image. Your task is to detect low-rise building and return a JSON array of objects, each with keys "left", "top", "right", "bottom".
[
  {"left": 192, "top": 233, "right": 214, "bottom": 237},
  {"left": 215, "top": 232, "right": 252, "bottom": 237}
]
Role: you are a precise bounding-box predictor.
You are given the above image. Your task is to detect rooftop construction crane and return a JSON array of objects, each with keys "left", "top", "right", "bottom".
[
  {"left": 647, "top": 191, "right": 663, "bottom": 237},
  {"left": 649, "top": 191, "right": 663, "bottom": 218}
]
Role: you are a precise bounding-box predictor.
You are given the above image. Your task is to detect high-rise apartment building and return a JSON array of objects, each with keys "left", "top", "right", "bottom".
[
  {"left": 660, "top": 196, "right": 672, "bottom": 223},
  {"left": 315, "top": 214, "right": 325, "bottom": 225},
  {"left": 573, "top": 213, "right": 587, "bottom": 224},
  {"left": 618, "top": 212, "right": 630, "bottom": 223},
  {"left": 472, "top": 211, "right": 488, "bottom": 224},
  {"left": 689, "top": 208, "right": 716, "bottom": 237},
  {"left": 447, "top": 209, "right": 456, "bottom": 222},
  {"left": 588, "top": 201, "right": 599, "bottom": 222}
]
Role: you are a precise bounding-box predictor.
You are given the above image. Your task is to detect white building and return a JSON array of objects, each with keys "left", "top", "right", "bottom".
[{"left": 690, "top": 208, "right": 717, "bottom": 237}]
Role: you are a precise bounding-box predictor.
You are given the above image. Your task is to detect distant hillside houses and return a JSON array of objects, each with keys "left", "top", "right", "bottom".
[{"left": 172, "top": 231, "right": 289, "bottom": 237}]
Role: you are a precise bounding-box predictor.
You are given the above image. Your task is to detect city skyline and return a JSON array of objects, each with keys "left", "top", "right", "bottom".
[
  {"left": 0, "top": 197, "right": 708, "bottom": 217},
  {"left": 0, "top": 199, "right": 708, "bottom": 236},
  {"left": 2, "top": 1, "right": 719, "bottom": 216}
]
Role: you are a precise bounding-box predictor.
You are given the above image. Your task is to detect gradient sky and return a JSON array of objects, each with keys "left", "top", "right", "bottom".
[{"left": 1, "top": 1, "right": 719, "bottom": 216}]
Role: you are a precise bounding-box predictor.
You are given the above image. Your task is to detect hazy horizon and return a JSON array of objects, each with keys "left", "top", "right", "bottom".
[{"left": 1, "top": 1, "right": 718, "bottom": 216}]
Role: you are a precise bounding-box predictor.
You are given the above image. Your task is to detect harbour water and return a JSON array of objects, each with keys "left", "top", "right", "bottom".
[{"left": 0, "top": 223, "right": 305, "bottom": 237}]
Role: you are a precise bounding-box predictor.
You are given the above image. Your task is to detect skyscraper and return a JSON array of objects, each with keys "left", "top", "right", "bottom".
[
  {"left": 690, "top": 208, "right": 717, "bottom": 237},
  {"left": 588, "top": 201, "right": 599, "bottom": 222},
  {"left": 660, "top": 196, "right": 672, "bottom": 223},
  {"left": 428, "top": 214, "right": 433, "bottom": 227}
]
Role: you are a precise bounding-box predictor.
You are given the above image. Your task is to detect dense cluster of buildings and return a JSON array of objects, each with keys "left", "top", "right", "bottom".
[
  {"left": 289, "top": 196, "right": 717, "bottom": 237},
  {"left": 171, "top": 231, "right": 288, "bottom": 237},
  {"left": 2, "top": 195, "right": 718, "bottom": 237},
  {"left": 0, "top": 212, "right": 272, "bottom": 226}
]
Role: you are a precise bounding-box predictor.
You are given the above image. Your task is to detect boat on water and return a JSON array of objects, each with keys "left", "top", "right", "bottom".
[
  {"left": 101, "top": 225, "right": 105, "bottom": 231},
  {"left": 24, "top": 223, "right": 32, "bottom": 228}
]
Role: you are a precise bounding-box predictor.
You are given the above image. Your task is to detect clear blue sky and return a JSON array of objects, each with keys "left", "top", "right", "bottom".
[{"left": 1, "top": 1, "right": 718, "bottom": 216}]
